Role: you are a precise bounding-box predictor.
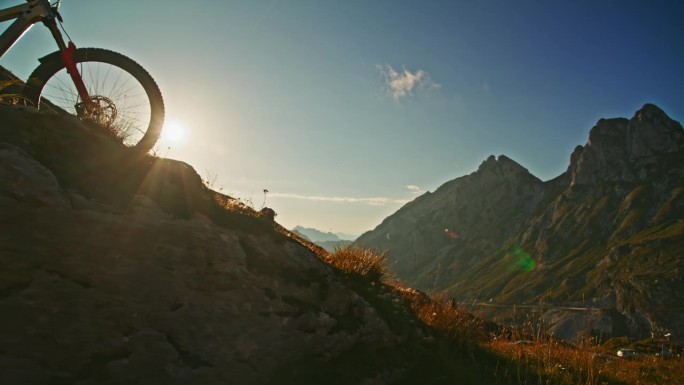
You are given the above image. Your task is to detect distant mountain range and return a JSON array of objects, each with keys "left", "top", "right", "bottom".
[
  {"left": 356, "top": 104, "right": 684, "bottom": 343},
  {"left": 291, "top": 226, "right": 355, "bottom": 251}
]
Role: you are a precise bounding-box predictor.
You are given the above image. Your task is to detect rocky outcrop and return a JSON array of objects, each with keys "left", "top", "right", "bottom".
[
  {"left": 0, "top": 142, "right": 412, "bottom": 384},
  {"left": 8, "top": 89, "right": 526, "bottom": 384},
  {"left": 570, "top": 104, "right": 684, "bottom": 186},
  {"left": 356, "top": 104, "right": 684, "bottom": 342}
]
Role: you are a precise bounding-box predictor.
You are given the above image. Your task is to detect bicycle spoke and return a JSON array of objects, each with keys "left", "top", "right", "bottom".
[
  {"left": 40, "top": 61, "right": 152, "bottom": 146},
  {"left": 28, "top": 48, "right": 164, "bottom": 152}
]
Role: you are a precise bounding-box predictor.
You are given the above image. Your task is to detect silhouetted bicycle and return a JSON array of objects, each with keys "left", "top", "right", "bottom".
[{"left": 0, "top": 0, "right": 165, "bottom": 153}]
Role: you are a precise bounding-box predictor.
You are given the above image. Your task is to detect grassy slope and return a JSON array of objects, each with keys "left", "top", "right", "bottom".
[{"left": 430, "top": 173, "right": 684, "bottom": 337}]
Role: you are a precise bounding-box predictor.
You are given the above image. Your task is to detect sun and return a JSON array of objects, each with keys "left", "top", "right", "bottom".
[{"left": 161, "top": 119, "right": 188, "bottom": 145}]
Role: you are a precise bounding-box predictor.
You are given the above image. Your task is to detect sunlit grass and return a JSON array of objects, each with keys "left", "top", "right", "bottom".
[
  {"left": 325, "top": 245, "right": 389, "bottom": 282},
  {"left": 305, "top": 243, "right": 684, "bottom": 385},
  {"left": 490, "top": 337, "right": 683, "bottom": 385}
]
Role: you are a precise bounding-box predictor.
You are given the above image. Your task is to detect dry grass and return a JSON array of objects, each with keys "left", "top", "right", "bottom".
[
  {"left": 406, "top": 291, "right": 684, "bottom": 384},
  {"left": 600, "top": 356, "right": 684, "bottom": 385},
  {"left": 405, "top": 291, "right": 494, "bottom": 344},
  {"left": 489, "top": 338, "right": 684, "bottom": 385},
  {"left": 489, "top": 338, "right": 605, "bottom": 385},
  {"left": 407, "top": 292, "right": 683, "bottom": 385},
  {"left": 308, "top": 246, "right": 683, "bottom": 385},
  {"left": 212, "top": 191, "right": 258, "bottom": 217},
  {"left": 325, "top": 245, "right": 389, "bottom": 282},
  {"left": 408, "top": 293, "right": 683, "bottom": 385}
]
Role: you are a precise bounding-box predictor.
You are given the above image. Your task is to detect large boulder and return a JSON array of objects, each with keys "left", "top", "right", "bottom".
[{"left": 0, "top": 149, "right": 403, "bottom": 385}]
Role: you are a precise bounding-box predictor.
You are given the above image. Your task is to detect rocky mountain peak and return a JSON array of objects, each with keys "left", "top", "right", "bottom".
[
  {"left": 570, "top": 103, "right": 683, "bottom": 186},
  {"left": 476, "top": 154, "right": 535, "bottom": 180},
  {"left": 633, "top": 103, "right": 673, "bottom": 125},
  {"left": 628, "top": 103, "right": 684, "bottom": 155},
  {"left": 356, "top": 104, "right": 684, "bottom": 343}
]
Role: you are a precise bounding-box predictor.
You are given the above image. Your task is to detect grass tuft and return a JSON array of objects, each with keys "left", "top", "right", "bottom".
[{"left": 325, "top": 245, "right": 389, "bottom": 282}]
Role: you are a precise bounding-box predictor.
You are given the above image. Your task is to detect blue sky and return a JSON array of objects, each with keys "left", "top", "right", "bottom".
[{"left": 2, "top": 1, "right": 683, "bottom": 235}]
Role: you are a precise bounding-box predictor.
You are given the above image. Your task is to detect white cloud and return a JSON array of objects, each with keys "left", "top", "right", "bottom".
[
  {"left": 270, "top": 192, "right": 409, "bottom": 206},
  {"left": 378, "top": 64, "right": 440, "bottom": 100},
  {"left": 406, "top": 184, "right": 422, "bottom": 194}
]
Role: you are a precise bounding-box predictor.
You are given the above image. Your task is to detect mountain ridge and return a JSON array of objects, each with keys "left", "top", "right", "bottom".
[
  {"left": 356, "top": 103, "right": 684, "bottom": 342},
  {"left": 291, "top": 225, "right": 351, "bottom": 242},
  {"left": 292, "top": 225, "right": 354, "bottom": 252}
]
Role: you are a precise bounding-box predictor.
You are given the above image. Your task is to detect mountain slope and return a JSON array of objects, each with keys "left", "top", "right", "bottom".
[
  {"left": 292, "top": 225, "right": 344, "bottom": 242},
  {"left": 0, "top": 103, "right": 528, "bottom": 384},
  {"left": 356, "top": 104, "right": 684, "bottom": 342}
]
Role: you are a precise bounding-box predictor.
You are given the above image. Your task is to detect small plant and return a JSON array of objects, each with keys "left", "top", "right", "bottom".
[
  {"left": 213, "top": 192, "right": 258, "bottom": 217},
  {"left": 261, "top": 188, "right": 269, "bottom": 209},
  {"left": 203, "top": 169, "right": 219, "bottom": 189},
  {"left": 408, "top": 292, "right": 492, "bottom": 345},
  {"left": 327, "top": 245, "right": 389, "bottom": 282}
]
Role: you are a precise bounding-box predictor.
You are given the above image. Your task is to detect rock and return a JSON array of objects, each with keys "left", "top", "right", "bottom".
[
  {"left": 570, "top": 104, "right": 684, "bottom": 186},
  {"left": 0, "top": 201, "right": 408, "bottom": 384},
  {"left": 0, "top": 148, "right": 414, "bottom": 384},
  {"left": 0, "top": 143, "right": 68, "bottom": 208},
  {"left": 258, "top": 207, "right": 277, "bottom": 221}
]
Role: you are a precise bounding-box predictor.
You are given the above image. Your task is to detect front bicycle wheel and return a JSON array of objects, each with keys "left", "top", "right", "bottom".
[{"left": 24, "top": 48, "right": 165, "bottom": 153}]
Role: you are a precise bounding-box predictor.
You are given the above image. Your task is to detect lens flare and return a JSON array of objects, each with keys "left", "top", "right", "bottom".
[
  {"left": 507, "top": 244, "right": 536, "bottom": 272},
  {"left": 444, "top": 228, "right": 459, "bottom": 240}
]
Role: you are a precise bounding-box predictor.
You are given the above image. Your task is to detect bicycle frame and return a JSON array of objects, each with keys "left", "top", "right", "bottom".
[
  {"left": 0, "top": 0, "right": 53, "bottom": 58},
  {"left": 0, "top": 0, "right": 92, "bottom": 107}
]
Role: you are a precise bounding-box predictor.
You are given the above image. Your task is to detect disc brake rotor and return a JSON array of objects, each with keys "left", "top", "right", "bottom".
[{"left": 75, "top": 95, "right": 117, "bottom": 128}]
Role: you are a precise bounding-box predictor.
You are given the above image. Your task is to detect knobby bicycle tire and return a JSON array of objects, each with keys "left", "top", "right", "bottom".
[{"left": 24, "top": 48, "right": 165, "bottom": 153}]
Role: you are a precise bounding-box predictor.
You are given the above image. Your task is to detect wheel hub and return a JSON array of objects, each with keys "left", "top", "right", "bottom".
[{"left": 75, "top": 95, "right": 117, "bottom": 128}]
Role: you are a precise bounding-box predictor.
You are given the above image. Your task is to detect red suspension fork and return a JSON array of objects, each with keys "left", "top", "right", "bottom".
[
  {"left": 60, "top": 42, "right": 94, "bottom": 109},
  {"left": 43, "top": 4, "right": 94, "bottom": 111}
]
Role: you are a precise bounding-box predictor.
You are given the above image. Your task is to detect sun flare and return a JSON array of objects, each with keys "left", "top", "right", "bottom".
[{"left": 161, "top": 119, "right": 188, "bottom": 145}]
